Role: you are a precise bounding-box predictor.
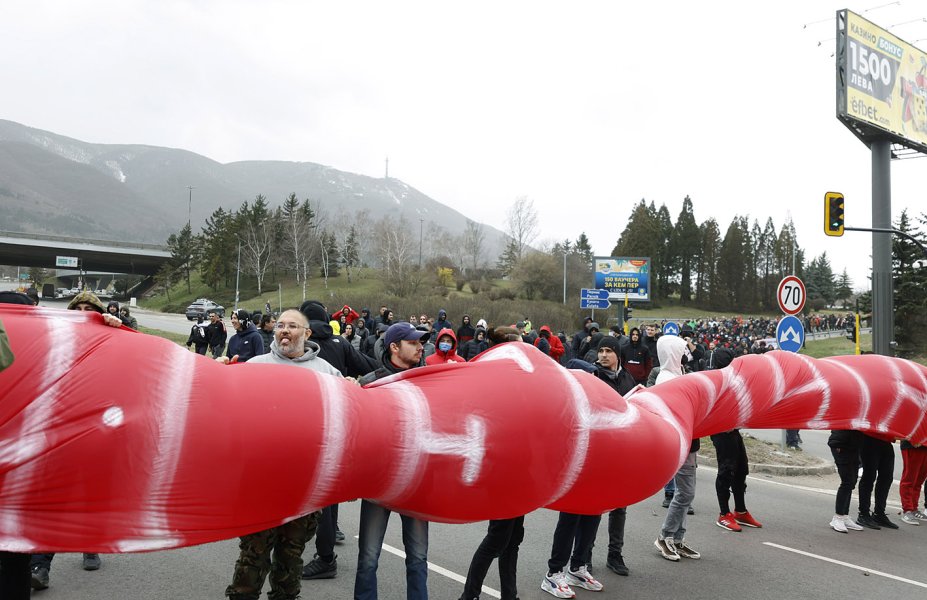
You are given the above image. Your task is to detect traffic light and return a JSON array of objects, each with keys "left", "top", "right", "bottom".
[
  {"left": 845, "top": 322, "right": 856, "bottom": 342},
  {"left": 623, "top": 306, "right": 632, "bottom": 322},
  {"left": 824, "top": 192, "right": 844, "bottom": 237}
]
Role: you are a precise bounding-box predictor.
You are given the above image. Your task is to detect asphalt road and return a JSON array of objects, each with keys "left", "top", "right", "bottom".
[
  {"left": 29, "top": 466, "right": 927, "bottom": 600},
  {"left": 744, "top": 428, "right": 905, "bottom": 481}
]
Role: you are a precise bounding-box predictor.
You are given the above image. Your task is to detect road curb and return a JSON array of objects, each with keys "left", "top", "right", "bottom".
[{"left": 697, "top": 454, "right": 834, "bottom": 476}]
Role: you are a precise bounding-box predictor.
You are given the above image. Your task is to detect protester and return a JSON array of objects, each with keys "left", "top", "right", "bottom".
[
  {"left": 224, "top": 309, "right": 339, "bottom": 600},
  {"left": 355, "top": 322, "right": 431, "bottom": 600},
  {"left": 459, "top": 326, "right": 525, "bottom": 600}
]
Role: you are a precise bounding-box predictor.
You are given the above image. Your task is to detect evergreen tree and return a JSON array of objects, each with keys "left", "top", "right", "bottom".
[
  {"left": 612, "top": 200, "right": 663, "bottom": 298},
  {"left": 716, "top": 217, "right": 748, "bottom": 310},
  {"left": 695, "top": 218, "right": 721, "bottom": 306},
  {"left": 656, "top": 204, "right": 675, "bottom": 299},
  {"left": 167, "top": 222, "right": 195, "bottom": 293},
  {"left": 573, "top": 232, "right": 593, "bottom": 264},
  {"left": 341, "top": 225, "right": 360, "bottom": 283},
  {"left": 497, "top": 236, "right": 521, "bottom": 277},
  {"left": 670, "top": 196, "right": 699, "bottom": 303},
  {"left": 892, "top": 210, "right": 927, "bottom": 356},
  {"left": 835, "top": 268, "right": 853, "bottom": 306},
  {"left": 199, "top": 207, "right": 236, "bottom": 290}
]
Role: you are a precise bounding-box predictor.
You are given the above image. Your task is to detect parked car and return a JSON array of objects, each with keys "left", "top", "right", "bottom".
[{"left": 185, "top": 298, "right": 225, "bottom": 320}]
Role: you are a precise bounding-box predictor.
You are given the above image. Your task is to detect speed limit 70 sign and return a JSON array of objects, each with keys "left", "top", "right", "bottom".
[{"left": 777, "top": 275, "right": 806, "bottom": 316}]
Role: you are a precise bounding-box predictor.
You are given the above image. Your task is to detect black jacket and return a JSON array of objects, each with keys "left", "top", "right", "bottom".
[
  {"left": 206, "top": 320, "right": 227, "bottom": 349},
  {"left": 227, "top": 323, "right": 264, "bottom": 362},
  {"left": 358, "top": 348, "right": 421, "bottom": 386},
  {"left": 309, "top": 320, "right": 378, "bottom": 377}
]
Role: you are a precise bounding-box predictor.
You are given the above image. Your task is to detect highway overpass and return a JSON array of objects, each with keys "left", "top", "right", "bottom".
[{"left": 0, "top": 231, "right": 170, "bottom": 276}]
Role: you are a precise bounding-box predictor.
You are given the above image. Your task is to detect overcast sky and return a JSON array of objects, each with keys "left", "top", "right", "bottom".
[{"left": 4, "top": 0, "right": 927, "bottom": 292}]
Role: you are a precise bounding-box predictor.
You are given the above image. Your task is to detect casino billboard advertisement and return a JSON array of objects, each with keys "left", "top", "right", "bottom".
[
  {"left": 837, "top": 9, "right": 927, "bottom": 154},
  {"left": 593, "top": 257, "right": 651, "bottom": 302}
]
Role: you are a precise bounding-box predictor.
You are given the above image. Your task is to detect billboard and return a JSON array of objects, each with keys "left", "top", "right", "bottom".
[
  {"left": 837, "top": 9, "right": 927, "bottom": 154},
  {"left": 593, "top": 256, "right": 650, "bottom": 302}
]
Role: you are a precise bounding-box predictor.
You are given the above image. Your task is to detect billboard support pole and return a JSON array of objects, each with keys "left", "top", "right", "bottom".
[{"left": 871, "top": 139, "right": 893, "bottom": 356}]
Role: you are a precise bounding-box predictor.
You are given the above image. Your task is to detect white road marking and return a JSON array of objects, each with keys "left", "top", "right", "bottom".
[
  {"left": 375, "top": 539, "right": 502, "bottom": 599},
  {"left": 764, "top": 542, "right": 927, "bottom": 589}
]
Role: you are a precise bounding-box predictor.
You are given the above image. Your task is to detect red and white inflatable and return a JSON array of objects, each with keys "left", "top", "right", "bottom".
[{"left": 0, "top": 304, "right": 925, "bottom": 553}]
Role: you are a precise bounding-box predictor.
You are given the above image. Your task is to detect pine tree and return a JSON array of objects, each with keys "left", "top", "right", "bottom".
[
  {"left": 341, "top": 225, "right": 360, "bottom": 283},
  {"left": 497, "top": 237, "right": 521, "bottom": 277},
  {"left": 892, "top": 210, "right": 927, "bottom": 356},
  {"left": 671, "top": 196, "right": 700, "bottom": 303}
]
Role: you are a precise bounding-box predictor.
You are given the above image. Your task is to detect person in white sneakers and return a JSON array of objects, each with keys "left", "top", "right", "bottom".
[
  {"left": 827, "top": 430, "right": 865, "bottom": 533},
  {"left": 653, "top": 335, "right": 702, "bottom": 561}
]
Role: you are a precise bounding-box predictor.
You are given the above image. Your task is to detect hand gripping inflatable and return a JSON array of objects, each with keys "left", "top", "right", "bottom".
[{"left": 0, "top": 304, "right": 925, "bottom": 553}]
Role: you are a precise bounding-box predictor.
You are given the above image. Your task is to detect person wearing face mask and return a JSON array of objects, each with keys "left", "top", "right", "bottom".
[{"left": 425, "top": 328, "right": 464, "bottom": 365}]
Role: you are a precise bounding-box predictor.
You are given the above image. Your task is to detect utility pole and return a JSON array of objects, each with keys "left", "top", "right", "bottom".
[
  {"left": 562, "top": 252, "right": 567, "bottom": 304},
  {"left": 385, "top": 157, "right": 389, "bottom": 179},
  {"left": 234, "top": 240, "right": 241, "bottom": 311},
  {"left": 187, "top": 185, "right": 195, "bottom": 227},
  {"left": 419, "top": 218, "right": 424, "bottom": 269}
]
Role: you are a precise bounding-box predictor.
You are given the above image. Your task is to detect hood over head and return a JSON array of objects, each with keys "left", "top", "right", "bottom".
[{"left": 656, "top": 335, "right": 689, "bottom": 381}]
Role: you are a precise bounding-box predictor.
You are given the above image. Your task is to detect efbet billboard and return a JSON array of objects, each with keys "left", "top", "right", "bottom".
[
  {"left": 593, "top": 256, "right": 651, "bottom": 302},
  {"left": 837, "top": 9, "right": 927, "bottom": 154}
]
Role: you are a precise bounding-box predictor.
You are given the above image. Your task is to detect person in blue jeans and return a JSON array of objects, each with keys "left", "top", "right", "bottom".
[
  {"left": 354, "top": 322, "right": 431, "bottom": 600},
  {"left": 354, "top": 501, "right": 429, "bottom": 599}
]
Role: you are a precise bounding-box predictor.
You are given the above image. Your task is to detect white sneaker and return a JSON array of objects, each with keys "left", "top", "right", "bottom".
[
  {"left": 901, "top": 511, "right": 920, "bottom": 525},
  {"left": 830, "top": 515, "right": 848, "bottom": 533},
  {"left": 541, "top": 571, "right": 576, "bottom": 598},
  {"left": 565, "top": 565, "right": 603, "bottom": 592},
  {"left": 841, "top": 515, "right": 864, "bottom": 531}
]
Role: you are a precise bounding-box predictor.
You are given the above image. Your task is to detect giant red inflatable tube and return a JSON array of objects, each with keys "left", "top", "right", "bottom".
[{"left": 0, "top": 305, "right": 925, "bottom": 553}]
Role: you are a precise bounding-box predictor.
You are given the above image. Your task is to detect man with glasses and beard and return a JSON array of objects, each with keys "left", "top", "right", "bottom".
[{"left": 224, "top": 309, "right": 341, "bottom": 600}]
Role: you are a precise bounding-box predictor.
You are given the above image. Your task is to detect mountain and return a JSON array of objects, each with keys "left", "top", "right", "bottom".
[{"left": 0, "top": 119, "right": 504, "bottom": 254}]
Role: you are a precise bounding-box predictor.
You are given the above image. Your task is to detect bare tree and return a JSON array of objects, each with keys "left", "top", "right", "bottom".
[
  {"left": 505, "top": 195, "right": 539, "bottom": 260},
  {"left": 281, "top": 194, "right": 316, "bottom": 301},
  {"left": 460, "top": 219, "right": 486, "bottom": 274},
  {"left": 240, "top": 196, "right": 272, "bottom": 295},
  {"left": 375, "top": 215, "right": 422, "bottom": 296}
]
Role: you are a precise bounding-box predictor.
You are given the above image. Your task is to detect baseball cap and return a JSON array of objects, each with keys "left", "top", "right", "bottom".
[{"left": 384, "top": 322, "right": 430, "bottom": 347}]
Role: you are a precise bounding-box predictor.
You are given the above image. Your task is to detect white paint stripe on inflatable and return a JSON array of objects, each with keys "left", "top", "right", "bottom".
[
  {"left": 880, "top": 357, "right": 906, "bottom": 434},
  {"left": 379, "top": 383, "right": 427, "bottom": 504},
  {"left": 768, "top": 356, "right": 787, "bottom": 407},
  {"left": 900, "top": 360, "right": 927, "bottom": 440},
  {"left": 475, "top": 343, "right": 536, "bottom": 373},
  {"left": 792, "top": 354, "right": 831, "bottom": 429},
  {"left": 695, "top": 373, "right": 720, "bottom": 416},
  {"left": 827, "top": 361, "right": 871, "bottom": 431},
  {"left": 419, "top": 414, "right": 487, "bottom": 486},
  {"left": 305, "top": 374, "right": 348, "bottom": 509},
  {"left": 721, "top": 367, "right": 752, "bottom": 427},
  {"left": 631, "top": 390, "right": 689, "bottom": 465},
  {"left": 118, "top": 344, "right": 194, "bottom": 551},
  {"left": 0, "top": 316, "right": 75, "bottom": 541},
  {"left": 545, "top": 369, "right": 591, "bottom": 504}
]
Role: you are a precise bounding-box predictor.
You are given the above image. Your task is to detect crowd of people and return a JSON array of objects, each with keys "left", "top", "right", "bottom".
[{"left": 1, "top": 293, "right": 923, "bottom": 600}]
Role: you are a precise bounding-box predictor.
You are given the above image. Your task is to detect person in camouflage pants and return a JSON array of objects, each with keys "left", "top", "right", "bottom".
[{"left": 225, "top": 512, "right": 321, "bottom": 600}]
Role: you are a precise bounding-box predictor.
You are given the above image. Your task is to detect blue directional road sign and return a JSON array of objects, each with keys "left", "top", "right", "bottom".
[
  {"left": 581, "top": 298, "right": 611, "bottom": 309},
  {"left": 663, "top": 322, "right": 680, "bottom": 336},
  {"left": 581, "top": 288, "right": 609, "bottom": 300},
  {"left": 776, "top": 315, "right": 805, "bottom": 353}
]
